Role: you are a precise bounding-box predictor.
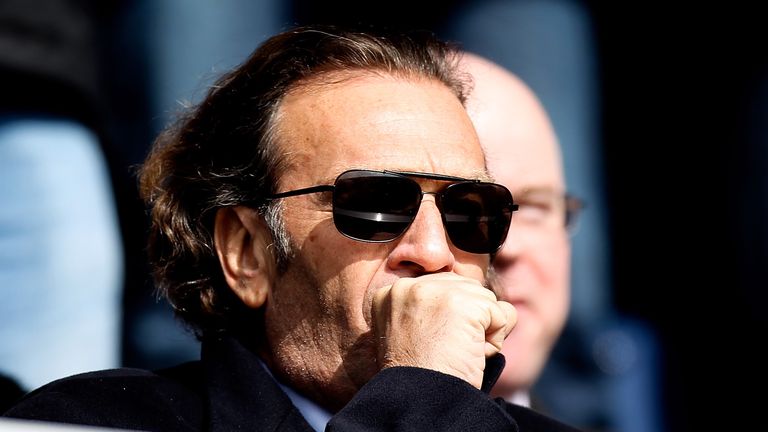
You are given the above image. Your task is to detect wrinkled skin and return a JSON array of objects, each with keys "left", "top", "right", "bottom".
[{"left": 214, "top": 72, "right": 517, "bottom": 411}]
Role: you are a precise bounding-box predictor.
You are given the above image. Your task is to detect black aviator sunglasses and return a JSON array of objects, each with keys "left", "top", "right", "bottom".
[{"left": 265, "top": 169, "right": 518, "bottom": 254}]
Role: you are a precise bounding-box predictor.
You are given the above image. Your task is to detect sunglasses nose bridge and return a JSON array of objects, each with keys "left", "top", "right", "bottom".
[
  {"left": 395, "top": 192, "right": 456, "bottom": 265},
  {"left": 407, "top": 192, "right": 451, "bottom": 242},
  {"left": 417, "top": 191, "right": 443, "bottom": 215}
]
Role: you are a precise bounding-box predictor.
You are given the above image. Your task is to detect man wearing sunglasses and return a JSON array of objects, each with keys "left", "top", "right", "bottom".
[
  {"left": 5, "top": 25, "right": 581, "bottom": 431},
  {"left": 463, "top": 52, "right": 583, "bottom": 418}
]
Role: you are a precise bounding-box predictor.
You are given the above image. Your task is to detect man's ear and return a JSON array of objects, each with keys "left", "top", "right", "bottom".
[{"left": 214, "top": 206, "right": 276, "bottom": 309}]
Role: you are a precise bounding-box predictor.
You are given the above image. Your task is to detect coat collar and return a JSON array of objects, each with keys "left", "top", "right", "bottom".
[
  {"left": 202, "top": 334, "right": 315, "bottom": 432},
  {"left": 200, "top": 333, "right": 506, "bottom": 431}
]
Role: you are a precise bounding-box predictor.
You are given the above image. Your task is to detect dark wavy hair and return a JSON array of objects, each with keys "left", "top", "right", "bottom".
[{"left": 138, "top": 24, "right": 469, "bottom": 338}]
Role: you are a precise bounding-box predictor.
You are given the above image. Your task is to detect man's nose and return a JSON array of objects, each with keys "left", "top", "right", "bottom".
[{"left": 386, "top": 196, "right": 455, "bottom": 275}]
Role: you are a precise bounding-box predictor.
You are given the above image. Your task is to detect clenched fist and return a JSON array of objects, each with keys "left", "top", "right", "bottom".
[{"left": 372, "top": 273, "right": 517, "bottom": 389}]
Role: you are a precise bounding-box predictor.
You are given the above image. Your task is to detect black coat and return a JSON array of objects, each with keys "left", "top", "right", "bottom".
[{"left": 4, "top": 335, "right": 581, "bottom": 431}]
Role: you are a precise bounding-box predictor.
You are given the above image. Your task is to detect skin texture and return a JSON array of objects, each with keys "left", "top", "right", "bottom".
[
  {"left": 214, "top": 72, "right": 517, "bottom": 412},
  {"left": 462, "top": 53, "right": 571, "bottom": 398}
]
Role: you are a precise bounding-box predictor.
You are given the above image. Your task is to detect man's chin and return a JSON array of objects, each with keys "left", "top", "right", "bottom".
[
  {"left": 339, "top": 331, "right": 380, "bottom": 388},
  {"left": 503, "top": 320, "right": 541, "bottom": 352},
  {"left": 500, "top": 335, "right": 545, "bottom": 386}
]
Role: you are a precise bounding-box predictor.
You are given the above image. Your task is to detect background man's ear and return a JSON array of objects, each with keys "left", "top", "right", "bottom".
[{"left": 214, "top": 207, "right": 276, "bottom": 309}]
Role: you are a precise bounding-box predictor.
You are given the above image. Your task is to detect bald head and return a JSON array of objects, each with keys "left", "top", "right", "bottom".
[
  {"left": 462, "top": 52, "right": 571, "bottom": 396},
  {"left": 463, "top": 52, "right": 564, "bottom": 190}
]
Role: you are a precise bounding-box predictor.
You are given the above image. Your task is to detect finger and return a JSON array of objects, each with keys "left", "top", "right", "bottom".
[
  {"left": 484, "top": 301, "right": 517, "bottom": 357},
  {"left": 498, "top": 300, "right": 517, "bottom": 336}
]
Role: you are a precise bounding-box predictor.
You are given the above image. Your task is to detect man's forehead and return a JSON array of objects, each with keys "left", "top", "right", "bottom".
[
  {"left": 274, "top": 74, "right": 487, "bottom": 186},
  {"left": 320, "top": 165, "right": 492, "bottom": 183}
]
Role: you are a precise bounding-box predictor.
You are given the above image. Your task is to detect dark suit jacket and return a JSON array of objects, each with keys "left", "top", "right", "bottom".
[{"left": 4, "top": 334, "right": 581, "bottom": 431}]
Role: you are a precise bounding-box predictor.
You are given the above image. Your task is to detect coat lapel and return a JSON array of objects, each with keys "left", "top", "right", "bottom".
[{"left": 203, "top": 335, "right": 315, "bottom": 432}]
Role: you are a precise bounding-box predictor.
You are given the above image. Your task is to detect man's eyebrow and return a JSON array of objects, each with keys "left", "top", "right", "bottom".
[
  {"left": 469, "top": 169, "right": 493, "bottom": 182},
  {"left": 478, "top": 172, "right": 495, "bottom": 183},
  {"left": 512, "top": 186, "right": 563, "bottom": 198}
]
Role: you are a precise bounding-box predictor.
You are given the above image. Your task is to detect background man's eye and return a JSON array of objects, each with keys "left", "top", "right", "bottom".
[{"left": 516, "top": 202, "right": 551, "bottom": 222}]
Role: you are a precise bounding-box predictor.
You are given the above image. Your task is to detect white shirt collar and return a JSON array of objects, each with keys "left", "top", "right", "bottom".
[{"left": 509, "top": 389, "right": 531, "bottom": 407}]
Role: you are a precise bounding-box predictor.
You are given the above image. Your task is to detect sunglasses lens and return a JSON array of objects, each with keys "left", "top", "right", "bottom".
[
  {"left": 441, "top": 183, "right": 513, "bottom": 254},
  {"left": 333, "top": 173, "right": 421, "bottom": 241}
]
